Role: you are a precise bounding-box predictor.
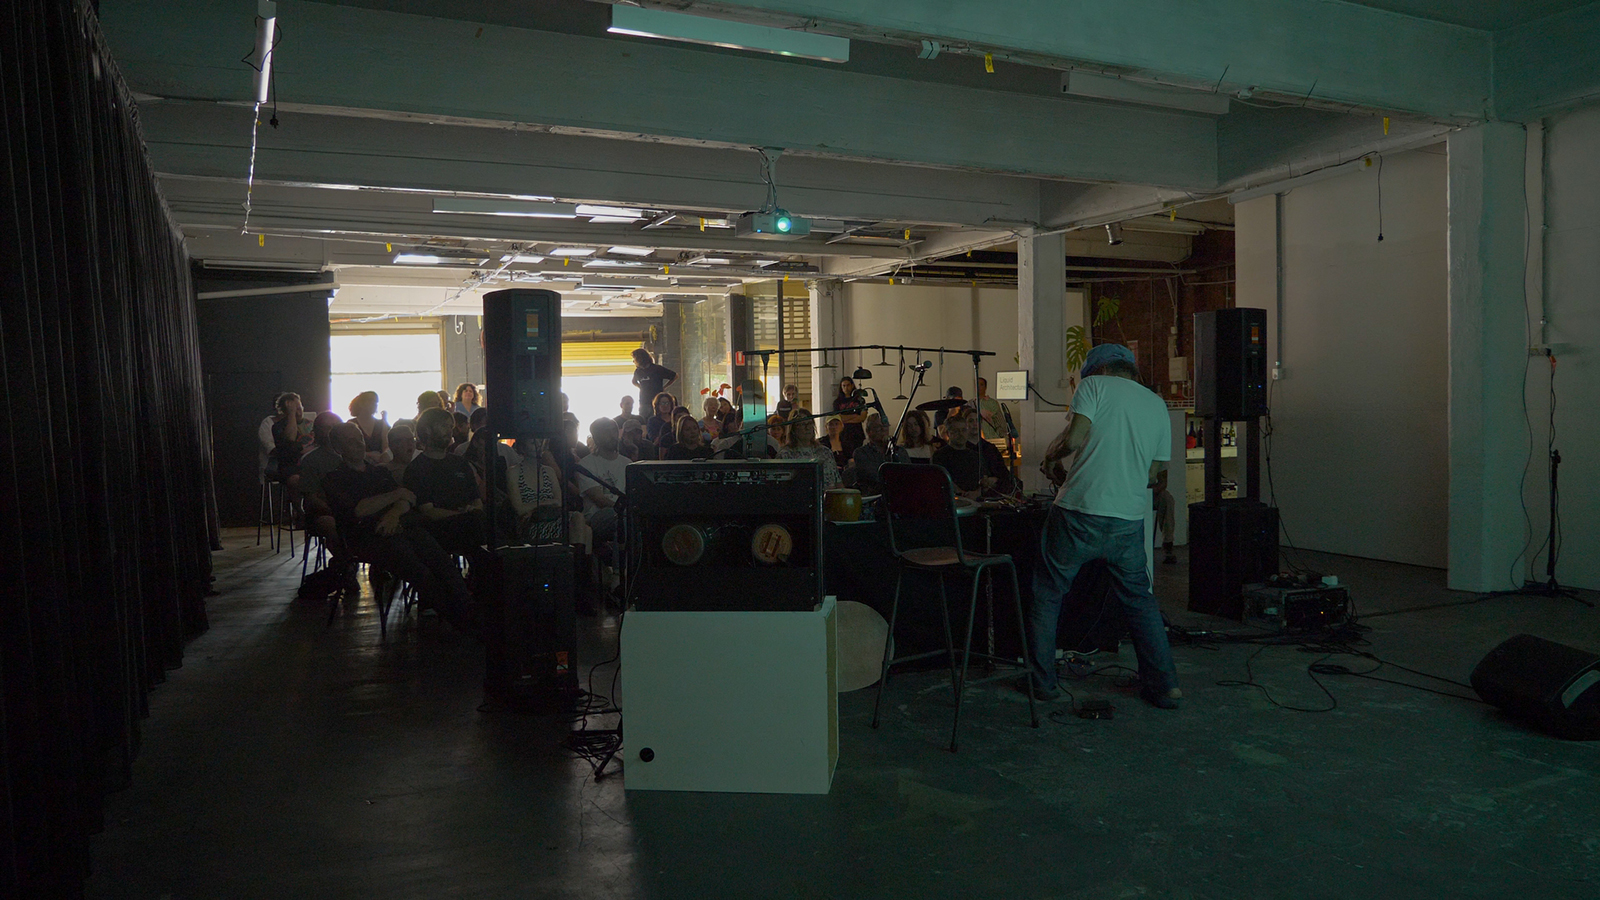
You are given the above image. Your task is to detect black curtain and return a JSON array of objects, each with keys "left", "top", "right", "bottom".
[{"left": 1, "top": 1, "right": 218, "bottom": 896}]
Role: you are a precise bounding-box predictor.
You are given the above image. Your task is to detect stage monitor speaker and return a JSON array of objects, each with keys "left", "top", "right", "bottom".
[
  {"left": 478, "top": 544, "right": 577, "bottom": 712},
  {"left": 628, "top": 459, "right": 823, "bottom": 612},
  {"left": 483, "top": 289, "right": 562, "bottom": 439},
  {"left": 1194, "top": 308, "right": 1268, "bottom": 419},
  {"left": 1471, "top": 634, "right": 1600, "bottom": 741},
  {"left": 1187, "top": 500, "right": 1279, "bottom": 619}
]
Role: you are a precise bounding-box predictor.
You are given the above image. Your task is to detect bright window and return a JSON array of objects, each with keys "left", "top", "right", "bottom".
[
  {"left": 330, "top": 333, "right": 442, "bottom": 421},
  {"left": 563, "top": 340, "right": 640, "bottom": 436}
]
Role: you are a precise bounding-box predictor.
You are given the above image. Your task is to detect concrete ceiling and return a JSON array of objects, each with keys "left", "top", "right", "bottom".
[
  {"left": 96, "top": 0, "right": 1599, "bottom": 315},
  {"left": 1342, "top": 0, "right": 1596, "bottom": 30}
]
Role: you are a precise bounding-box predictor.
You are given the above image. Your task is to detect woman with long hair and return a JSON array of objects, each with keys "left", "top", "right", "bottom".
[
  {"left": 663, "top": 415, "right": 710, "bottom": 460},
  {"left": 831, "top": 375, "right": 867, "bottom": 448},
  {"left": 823, "top": 415, "right": 852, "bottom": 470},
  {"left": 453, "top": 382, "right": 481, "bottom": 416},
  {"left": 897, "top": 408, "right": 936, "bottom": 462},
  {"left": 778, "top": 410, "right": 841, "bottom": 488},
  {"left": 699, "top": 396, "right": 723, "bottom": 440},
  {"left": 347, "top": 391, "right": 390, "bottom": 464},
  {"left": 644, "top": 391, "right": 677, "bottom": 448}
]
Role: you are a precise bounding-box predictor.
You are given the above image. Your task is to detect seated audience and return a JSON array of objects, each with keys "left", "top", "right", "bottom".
[
  {"left": 447, "top": 411, "right": 470, "bottom": 453},
  {"left": 933, "top": 385, "right": 966, "bottom": 434},
  {"left": 619, "top": 418, "right": 656, "bottom": 461},
  {"left": 823, "top": 415, "right": 854, "bottom": 470},
  {"left": 699, "top": 396, "right": 723, "bottom": 439},
  {"left": 846, "top": 410, "right": 895, "bottom": 495},
  {"left": 393, "top": 389, "right": 444, "bottom": 434},
  {"left": 897, "top": 408, "right": 937, "bottom": 462},
  {"left": 643, "top": 392, "right": 677, "bottom": 448},
  {"left": 763, "top": 414, "right": 788, "bottom": 458},
  {"left": 778, "top": 410, "right": 841, "bottom": 488},
  {"left": 270, "top": 392, "right": 315, "bottom": 494},
  {"left": 383, "top": 423, "right": 416, "bottom": 481},
  {"left": 453, "top": 382, "right": 481, "bottom": 417},
  {"left": 348, "top": 391, "right": 391, "bottom": 464},
  {"left": 774, "top": 382, "right": 799, "bottom": 419},
  {"left": 404, "top": 407, "right": 484, "bottom": 557},
  {"left": 320, "top": 422, "right": 472, "bottom": 630},
  {"left": 299, "top": 411, "right": 348, "bottom": 551},
  {"left": 931, "top": 412, "right": 1014, "bottom": 498},
  {"left": 507, "top": 439, "right": 564, "bottom": 545},
  {"left": 717, "top": 396, "right": 739, "bottom": 434},
  {"left": 576, "top": 418, "right": 631, "bottom": 542},
  {"left": 614, "top": 395, "right": 644, "bottom": 430},
  {"left": 663, "top": 415, "right": 711, "bottom": 460}
]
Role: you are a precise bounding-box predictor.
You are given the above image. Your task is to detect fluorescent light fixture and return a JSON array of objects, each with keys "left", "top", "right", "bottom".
[
  {"left": 550, "top": 247, "right": 596, "bottom": 257},
  {"left": 692, "top": 257, "right": 734, "bottom": 266},
  {"left": 253, "top": 1, "right": 278, "bottom": 104},
  {"left": 608, "top": 246, "right": 654, "bottom": 256},
  {"left": 584, "top": 259, "right": 646, "bottom": 268},
  {"left": 576, "top": 204, "right": 644, "bottom": 218},
  {"left": 394, "top": 253, "right": 444, "bottom": 264},
  {"left": 588, "top": 216, "right": 643, "bottom": 224},
  {"left": 506, "top": 254, "right": 545, "bottom": 264},
  {"left": 754, "top": 259, "right": 779, "bottom": 266},
  {"left": 432, "top": 197, "right": 578, "bottom": 218},
  {"left": 609, "top": 6, "right": 849, "bottom": 63}
]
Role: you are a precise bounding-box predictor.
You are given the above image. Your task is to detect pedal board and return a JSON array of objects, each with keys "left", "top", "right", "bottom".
[{"left": 1244, "top": 584, "right": 1351, "bottom": 631}]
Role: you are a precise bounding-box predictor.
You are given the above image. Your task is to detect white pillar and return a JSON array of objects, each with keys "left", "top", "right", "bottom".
[
  {"left": 1447, "top": 123, "right": 1527, "bottom": 592},
  {"left": 808, "top": 279, "right": 842, "bottom": 414},
  {"left": 1017, "top": 232, "right": 1076, "bottom": 493}
]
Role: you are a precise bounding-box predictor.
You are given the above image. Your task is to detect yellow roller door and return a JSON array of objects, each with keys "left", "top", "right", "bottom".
[{"left": 562, "top": 341, "right": 637, "bottom": 377}]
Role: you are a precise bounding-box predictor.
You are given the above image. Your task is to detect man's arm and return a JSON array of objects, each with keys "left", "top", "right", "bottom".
[
  {"left": 353, "top": 487, "right": 415, "bottom": 519},
  {"left": 1150, "top": 463, "right": 1168, "bottom": 490},
  {"left": 1043, "top": 414, "right": 1092, "bottom": 466},
  {"left": 661, "top": 367, "right": 678, "bottom": 389},
  {"left": 582, "top": 486, "right": 615, "bottom": 509}
]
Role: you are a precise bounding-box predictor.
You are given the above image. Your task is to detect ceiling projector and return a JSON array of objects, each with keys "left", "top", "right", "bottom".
[{"left": 735, "top": 208, "right": 810, "bottom": 239}]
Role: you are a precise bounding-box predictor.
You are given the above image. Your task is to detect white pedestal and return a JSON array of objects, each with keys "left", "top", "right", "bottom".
[{"left": 621, "top": 597, "right": 838, "bottom": 794}]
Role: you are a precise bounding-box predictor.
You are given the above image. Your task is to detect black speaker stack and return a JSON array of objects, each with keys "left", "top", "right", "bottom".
[
  {"left": 483, "top": 289, "right": 563, "bottom": 440},
  {"left": 627, "top": 459, "right": 824, "bottom": 612},
  {"left": 1188, "top": 308, "right": 1278, "bottom": 619}
]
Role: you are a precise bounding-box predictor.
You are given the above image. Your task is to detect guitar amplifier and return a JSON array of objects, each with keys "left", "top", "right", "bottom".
[{"left": 627, "top": 459, "right": 823, "bottom": 612}]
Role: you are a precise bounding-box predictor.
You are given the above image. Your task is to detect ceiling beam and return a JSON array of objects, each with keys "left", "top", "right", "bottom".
[
  {"left": 99, "top": 0, "right": 1217, "bottom": 189},
  {"left": 676, "top": 0, "right": 1492, "bottom": 119},
  {"left": 136, "top": 100, "right": 1042, "bottom": 228},
  {"left": 1493, "top": 3, "right": 1600, "bottom": 120},
  {"left": 163, "top": 178, "right": 916, "bottom": 259},
  {"left": 820, "top": 229, "right": 1018, "bottom": 279}
]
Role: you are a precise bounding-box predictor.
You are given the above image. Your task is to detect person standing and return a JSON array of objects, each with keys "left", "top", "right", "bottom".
[
  {"left": 975, "top": 377, "right": 1011, "bottom": 441},
  {"left": 631, "top": 349, "right": 677, "bottom": 412},
  {"left": 831, "top": 376, "right": 867, "bottom": 449},
  {"left": 452, "top": 383, "right": 481, "bottom": 417},
  {"left": 1024, "top": 344, "right": 1180, "bottom": 710}
]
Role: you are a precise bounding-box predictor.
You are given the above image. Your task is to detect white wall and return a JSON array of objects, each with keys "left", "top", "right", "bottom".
[
  {"left": 828, "top": 283, "right": 1020, "bottom": 410},
  {"left": 1530, "top": 106, "right": 1600, "bottom": 590},
  {"left": 1236, "top": 148, "right": 1450, "bottom": 568}
]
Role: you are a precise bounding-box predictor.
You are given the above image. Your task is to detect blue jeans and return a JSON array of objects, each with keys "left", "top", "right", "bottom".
[{"left": 1028, "top": 506, "right": 1177, "bottom": 693}]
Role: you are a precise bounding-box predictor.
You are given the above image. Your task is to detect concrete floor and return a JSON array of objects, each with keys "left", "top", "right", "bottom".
[{"left": 86, "top": 529, "right": 1600, "bottom": 899}]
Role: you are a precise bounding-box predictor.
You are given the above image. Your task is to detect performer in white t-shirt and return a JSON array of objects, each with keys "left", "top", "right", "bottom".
[{"left": 1023, "top": 344, "right": 1182, "bottom": 709}]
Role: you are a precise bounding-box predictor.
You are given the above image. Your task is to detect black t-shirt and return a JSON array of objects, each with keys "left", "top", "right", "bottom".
[
  {"left": 644, "top": 415, "right": 677, "bottom": 448},
  {"left": 634, "top": 362, "right": 676, "bottom": 407},
  {"left": 322, "top": 464, "right": 401, "bottom": 542},
  {"left": 832, "top": 393, "right": 867, "bottom": 445},
  {"left": 404, "top": 452, "right": 479, "bottom": 511},
  {"left": 931, "top": 442, "right": 1015, "bottom": 494}
]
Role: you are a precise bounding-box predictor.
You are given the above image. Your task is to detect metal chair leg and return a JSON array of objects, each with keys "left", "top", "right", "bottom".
[
  {"left": 871, "top": 569, "right": 906, "bottom": 729},
  {"left": 950, "top": 565, "right": 985, "bottom": 753},
  {"left": 1007, "top": 562, "right": 1039, "bottom": 728},
  {"left": 257, "top": 480, "right": 269, "bottom": 547},
  {"left": 936, "top": 574, "right": 959, "bottom": 705}
]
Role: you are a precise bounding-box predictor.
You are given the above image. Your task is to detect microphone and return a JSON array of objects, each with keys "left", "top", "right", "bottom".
[{"left": 912, "top": 360, "right": 933, "bottom": 374}]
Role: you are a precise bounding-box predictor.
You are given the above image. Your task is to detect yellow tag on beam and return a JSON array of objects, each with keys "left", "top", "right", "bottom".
[
  {"left": 564, "top": 258, "right": 569, "bottom": 267},
  {"left": 904, "top": 229, "right": 911, "bottom": 240},
  {"left": 258, "top": 234, "right": 265, "bottom": 247},
  {"left": 984, "top": 53, "right": 994, "bottom": 73},
  {"left": 663, "top": 266, "right": 670, "bottom": 275},
  {"left": 699, "top": 217, "right": 706, "bottom": 232},
  {"left": 385, "top": 243, "right": 392, "bottom": 253},
  {"left": 1169, "top": 209, "right": 1177, "bottom": 221},
  {"left": 1383, "top": 116, "right": 1390, "bottom": 135}
]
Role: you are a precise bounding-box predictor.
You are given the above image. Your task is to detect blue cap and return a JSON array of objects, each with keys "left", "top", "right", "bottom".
[{"left": 1081, "top": 343, "right": 1136, "bottom": 379}]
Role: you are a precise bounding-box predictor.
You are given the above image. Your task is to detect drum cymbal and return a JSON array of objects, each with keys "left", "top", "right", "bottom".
[{"left": 915, "top": 397, "right": 967, "bottom": 412}]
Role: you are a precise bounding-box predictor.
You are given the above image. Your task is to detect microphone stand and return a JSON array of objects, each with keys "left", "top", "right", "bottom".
[{"left": 887, "top": 364, "right": 932, "bottom": 457}]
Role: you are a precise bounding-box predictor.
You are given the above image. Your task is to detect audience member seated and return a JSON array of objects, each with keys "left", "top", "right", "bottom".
[
  {"left": 576, "top": 418, "right": 631, "bottom": 543},
  {"left": 614, "top": 395, "right": 644, "bottom": 430},
  {"left": 619, "top": 418, "right": 656, "bottom": 461},
  {"left": 453, "top": 382, "right": 481, "bottom": 417},
  {"left": 763, "top": 414, "right": 788, "bottom": 458},
  {"left": 823, "top": 415, "right": 854, "bottom": 470},
  {"left": 393, "top": 390, "right": 444, "bottom": 434},
  {"left": 507, "top": 438, "right": 564, "bottom": 545},
  {"left": 464, "top": 429, "right": 519, "bottom": 542},
  {"left": 933, "top": 385, "right": 966, "bottom": 434},
  {"left": 897, "top": 408, "right": 937, "bottom": 462},
  {"left": 405, "top": 407, "right": 485, "bottom": 557},
  {"left": 778, "top": 410, "right": 841, "bottom": 488},
  {"left": 662, "top": 415, "right": 711, "bottom": 460},
  {"left": 347, "top": 391, "right": 391, "bottom": 465},
  {"left": 845, "top": 410, "right": 895, "bottom": 495},
  {"left": 931, "top": 412, "right": 1013, "bottom": 498},
  {"left": 321, "top": 422, "right": 472, "bottom": 631},
  {"left": 562, "top": 413, "right": 590, "bottom": 462},
  {"left": 774, "top": 382, "right": 799, "bottom": 419},
  {"left": 699, "top": 396, "right": 723, "bottom": 439},
  {"left": 447, "top": 411, "right": 470, "bottom": 453},
  {"left": 643, "top": 392, "right": 677, "bottom": 448},
  {"left": 270, "top": 392, "right": 315, "bottom": 497},
  {"left": 717, "top": 396, "right": 739, "bottom": 435},
  {"left": 383, "top": 423, "right": 416, "bottom": 481}
]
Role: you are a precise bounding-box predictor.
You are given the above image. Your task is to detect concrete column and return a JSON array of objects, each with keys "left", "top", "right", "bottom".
[
  {"left": 1447, "top": 122, "right": 1527, "bottom": 592},
  {"left": 1017, "top": 232, "right": 1073, "bottom": 492},
  {"left": 809, "top": 279, "right": 842, "bottom": 413}
]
